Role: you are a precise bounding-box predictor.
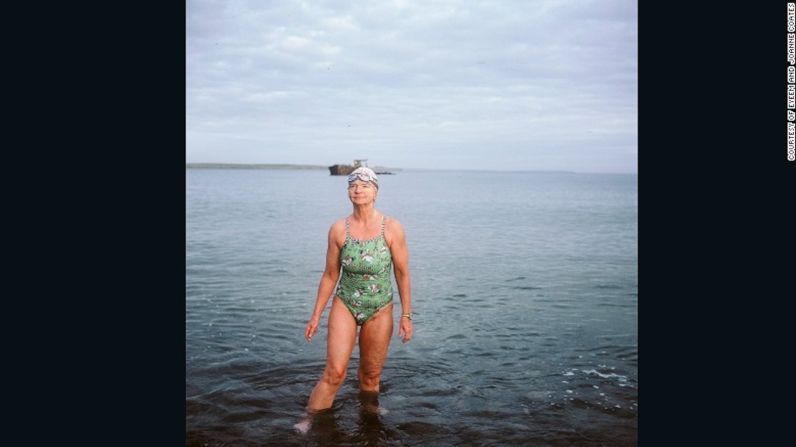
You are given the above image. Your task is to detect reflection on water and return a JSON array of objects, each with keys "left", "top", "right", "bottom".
[{"left": 295, "top": 392, "right": 394, "bottom": 446}]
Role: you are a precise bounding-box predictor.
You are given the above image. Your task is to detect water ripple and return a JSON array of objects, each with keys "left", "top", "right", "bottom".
[{"left": 187, "top": 169, "right": 637, "bottom": 446}]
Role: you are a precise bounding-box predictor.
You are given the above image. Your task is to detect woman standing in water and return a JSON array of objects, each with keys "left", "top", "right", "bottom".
[{"left": 296, "top": 167, "right": 413, "bottom": 432}]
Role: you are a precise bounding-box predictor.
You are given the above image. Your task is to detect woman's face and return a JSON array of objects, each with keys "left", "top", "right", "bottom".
[{"left": 348, "top": 180, "right": 378, "bottom": 205}]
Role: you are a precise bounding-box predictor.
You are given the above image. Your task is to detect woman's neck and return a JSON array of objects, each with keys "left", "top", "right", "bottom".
[{"left": 351, "top": 205, "right": 379, "bottom": 223}]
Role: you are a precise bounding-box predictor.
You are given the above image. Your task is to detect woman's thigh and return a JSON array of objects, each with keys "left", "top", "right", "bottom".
[
  {"left": 325, "top": 297, "right": 358, "bottom": 372},
  {"left": 358, "top": 303, "right": 394, "bottom": 373}
]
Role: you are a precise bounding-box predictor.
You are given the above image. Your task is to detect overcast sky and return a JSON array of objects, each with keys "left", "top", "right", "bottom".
[{"left": 187, "top": 0, "right": 637, "bottom": 173}]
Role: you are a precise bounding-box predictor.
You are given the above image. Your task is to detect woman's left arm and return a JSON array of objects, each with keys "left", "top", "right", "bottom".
[{"left": 388, "top": 218, "right": 413, "bottom": 343}]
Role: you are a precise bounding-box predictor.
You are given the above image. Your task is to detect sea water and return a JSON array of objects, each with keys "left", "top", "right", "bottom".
[{"left": 186, "top": 168, "right": 637, "bottom": 446}]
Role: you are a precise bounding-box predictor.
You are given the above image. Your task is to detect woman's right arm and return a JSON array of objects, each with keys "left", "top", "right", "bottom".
[{"left": 304, "top": 222, "right": 343, "bottom": 342}]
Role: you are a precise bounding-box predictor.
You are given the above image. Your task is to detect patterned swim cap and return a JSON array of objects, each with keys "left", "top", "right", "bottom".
[{"left": 347, "top": 167, "right": 379, "bottom": 189}]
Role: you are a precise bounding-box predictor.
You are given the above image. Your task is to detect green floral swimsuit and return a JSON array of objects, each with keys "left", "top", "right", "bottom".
[{"left": 336, "top": 216, "right": 393, "bottom": 325}]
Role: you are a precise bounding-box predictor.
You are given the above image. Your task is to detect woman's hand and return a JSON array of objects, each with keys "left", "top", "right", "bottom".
[
  {"left": 305, "top": 315, "right": 321, "bottom": 342},
  {"left": 398, "top": 317, "right": 413, "bottom": 343}
]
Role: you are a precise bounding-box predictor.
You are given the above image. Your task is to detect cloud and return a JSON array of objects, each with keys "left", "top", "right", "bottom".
[{"left": 187, "top": 0, "right": 637, "bottom": 173}]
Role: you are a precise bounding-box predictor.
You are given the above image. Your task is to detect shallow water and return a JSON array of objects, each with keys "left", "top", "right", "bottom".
[{"left": 186, "top": 168, "right": 637, "bottom": 446}]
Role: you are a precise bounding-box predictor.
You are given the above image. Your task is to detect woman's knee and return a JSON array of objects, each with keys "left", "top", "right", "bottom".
[
  {"left": 358, "top": 366, "right": 382, "bottom": 384},
  {"left": 322, "top": 367, "right": 347, "bottom": 387}
]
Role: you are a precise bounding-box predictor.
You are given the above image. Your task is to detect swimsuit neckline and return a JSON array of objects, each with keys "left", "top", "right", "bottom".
[
  {"left": 345, "top": 215, "right": 386, "bottom": 243},
  {"left": 346, "top": 234, "right": 384, "bottom": 243}
]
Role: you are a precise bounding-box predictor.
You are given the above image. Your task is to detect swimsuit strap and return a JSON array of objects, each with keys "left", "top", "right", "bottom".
[
  {"left": 345, "top": 217, "right": 351, "bottom": 240},
  {"left": 380, "top": 215, "right": 386, "bottom": 238}
]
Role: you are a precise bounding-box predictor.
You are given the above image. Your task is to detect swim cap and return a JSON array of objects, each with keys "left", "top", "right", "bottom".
[{"left": 347, "top": 167, "right": 379, "bottom": 189}]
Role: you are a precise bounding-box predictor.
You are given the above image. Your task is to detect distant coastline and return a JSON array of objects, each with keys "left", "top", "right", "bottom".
[
  {"left": 187, "top": 162, "right": 400, "bottom": 172},
  {"left": 184, "top": 163, "right": 634, "bottom": 174},
  {"left": 187, "top": 163, "right": 327, "bottom": 170}
]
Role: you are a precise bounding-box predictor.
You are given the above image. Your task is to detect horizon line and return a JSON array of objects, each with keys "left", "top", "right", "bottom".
[{"left": 185, "top": 162, "right": 637, "bottom": 175}]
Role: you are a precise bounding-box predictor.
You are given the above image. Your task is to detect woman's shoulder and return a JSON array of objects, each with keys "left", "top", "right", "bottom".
[
  {"left": 327, "top": 218, "right": 348, "bottom": 246},
  {"left": 330, "top": 217, "right": 348, "bottom": 234},
  {"left": 383, "top": 214, "right": 403, "bottom": 228},
  {"left": 383, "top": 215, "right": 405, "bottom": 239}
]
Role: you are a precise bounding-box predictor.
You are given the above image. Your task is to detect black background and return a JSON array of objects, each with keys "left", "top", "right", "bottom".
[{"left": 5, "top": 2, "right": 793, "bottom": 445}]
